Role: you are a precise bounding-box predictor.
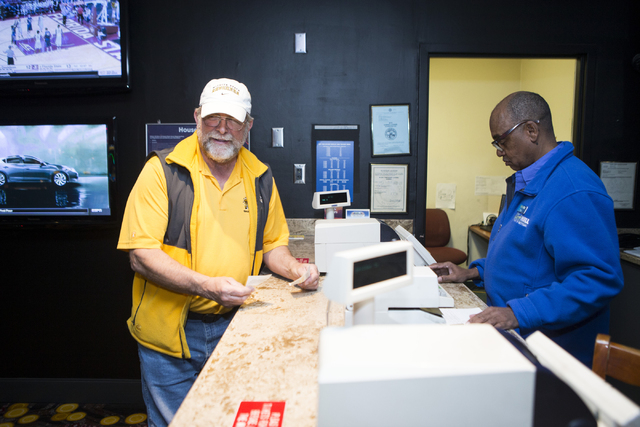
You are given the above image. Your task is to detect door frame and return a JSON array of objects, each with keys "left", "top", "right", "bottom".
[{"left": 414, "top": 43, "right": 597, "bottom": 244}]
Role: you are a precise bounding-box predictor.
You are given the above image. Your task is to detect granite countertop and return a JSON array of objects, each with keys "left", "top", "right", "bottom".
[
  {"left": 170, "top": 217, "right": 487, "bottom": 427},
  {"left": 171, "top": 275, "right": 342, "bottom": 427}
]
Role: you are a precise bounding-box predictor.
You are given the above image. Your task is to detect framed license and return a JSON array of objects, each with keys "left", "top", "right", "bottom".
[
  {"left": 370, "top": 163, "right": 408, "bottom": 213},
  {"left": 370, "top": 104, "right": 410, "bottom": 156}
]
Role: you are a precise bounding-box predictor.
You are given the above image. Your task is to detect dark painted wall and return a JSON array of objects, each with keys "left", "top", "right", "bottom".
[{"left": 1, "top": 0, "right": 638, "bottom": 380}]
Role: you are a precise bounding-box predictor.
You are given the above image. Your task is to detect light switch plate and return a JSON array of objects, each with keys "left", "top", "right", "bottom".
[
  {"left": 272, "top": 127, "right": 284, "bottom": 147},
  {"left": 294, "top": 164, "right": 305, "bottom": 184},
  {"left": 295, "top": 33, "right": 306, "bottom": 53}
]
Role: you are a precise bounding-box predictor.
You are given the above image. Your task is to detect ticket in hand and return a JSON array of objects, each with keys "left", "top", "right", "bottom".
[{"left": 289, "top": 266, "right": 310, "bottom": 286}]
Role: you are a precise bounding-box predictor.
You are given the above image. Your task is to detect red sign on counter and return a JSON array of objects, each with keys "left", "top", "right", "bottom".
[{"left": 232, "top": 401, "right": 285, "bottom": 427}]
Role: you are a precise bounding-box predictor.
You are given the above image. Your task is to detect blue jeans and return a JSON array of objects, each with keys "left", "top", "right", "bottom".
[{"left": 137, "top": 312, "right": 235, "bottom": 427}]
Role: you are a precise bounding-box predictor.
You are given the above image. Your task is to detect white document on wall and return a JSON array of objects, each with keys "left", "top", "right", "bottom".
[
  {"left": 600, "top": 162, "right": 637, "bottom": 210},
  {"left": 475, "top": 176, "right": 507, "bottom": 196},
  {"left": 435, "top": 183, "right": 456, "bottom": 209}
]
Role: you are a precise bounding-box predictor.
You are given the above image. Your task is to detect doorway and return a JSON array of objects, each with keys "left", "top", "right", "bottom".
[{"left": 426, "top": 57, "right": 579, "bottom": 264}]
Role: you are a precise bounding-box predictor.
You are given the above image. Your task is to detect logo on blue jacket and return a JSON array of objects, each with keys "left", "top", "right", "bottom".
[{"left": 514, "top": 213, "right": 530, "bottom": 227}]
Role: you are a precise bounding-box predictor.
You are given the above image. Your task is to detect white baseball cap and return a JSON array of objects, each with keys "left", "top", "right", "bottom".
[{"left": 199, "top": 78, "right": 251, "bottom": 123}]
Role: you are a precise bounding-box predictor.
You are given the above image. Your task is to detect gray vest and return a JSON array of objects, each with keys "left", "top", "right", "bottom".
[{"left": 149, "top": 149, "right": 273, "bottom": 274}]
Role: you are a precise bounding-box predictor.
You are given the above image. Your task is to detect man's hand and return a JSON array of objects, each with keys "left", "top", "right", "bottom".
[
  {"left": 129, "top": 248, "right": 254, "bottom": 306},
  {"left": 429, "top": 261, "right": 479, "bottom": 283},
  {"left": 293, "top": 263, "right": 320, "bottom": 290},
  {"left": 202, "top": 277, "right": 254, "bottom": 307},
  {"left": 263, "top": 246, "right": 320, "bottom": 290},
  {"left": 468, "top": 307, "right": 519, "bottom": 330}
]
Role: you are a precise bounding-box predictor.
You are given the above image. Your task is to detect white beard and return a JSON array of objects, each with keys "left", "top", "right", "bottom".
[{"left": 197, "top": 128, "right": 244, "bottom": 164}]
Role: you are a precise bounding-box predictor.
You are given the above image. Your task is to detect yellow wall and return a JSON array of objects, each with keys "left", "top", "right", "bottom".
[
  {"left": 427, "top": 57, "right": 576, "bottom": 265},
  {"left": 520, "top": 59, "right": 577, "bottom": 142}
]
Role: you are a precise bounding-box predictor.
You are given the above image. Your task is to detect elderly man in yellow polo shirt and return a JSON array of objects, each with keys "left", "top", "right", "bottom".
[{"left": 118, "top": 78, "right": 319, "bottom": 427}]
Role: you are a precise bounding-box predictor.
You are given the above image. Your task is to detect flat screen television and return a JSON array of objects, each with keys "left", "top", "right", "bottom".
[
  {"left": 0, "top": 117, "right": 117, "bottom": 227},
  {"left": 0, "top": 0, "right": 129, "bottom": 94}
]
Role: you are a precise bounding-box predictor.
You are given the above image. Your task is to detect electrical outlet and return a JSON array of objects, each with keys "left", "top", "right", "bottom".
[{"left": 294, "top": 164, "right": 305, "bottom": 184}]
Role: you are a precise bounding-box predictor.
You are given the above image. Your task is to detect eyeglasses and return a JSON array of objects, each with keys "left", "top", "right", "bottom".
[
  {"left": 491, "top": 119, "right": 539, "bottom": 152},
  {"left": 202, "top": 115, "right": 246, "bottom": 132}
]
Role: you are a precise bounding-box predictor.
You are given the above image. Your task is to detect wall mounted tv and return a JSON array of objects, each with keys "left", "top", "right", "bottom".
[
  {"left": 0, "top": 0, "right": 129, "bottom": 94},
  {"left": 0, "top": 118, "right": 117, "bottom": 227}
]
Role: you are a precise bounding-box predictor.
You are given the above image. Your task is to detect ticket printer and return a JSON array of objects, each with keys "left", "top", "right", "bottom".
[{"left": 314, "top": 218, "right": 398, "bottom": 273}]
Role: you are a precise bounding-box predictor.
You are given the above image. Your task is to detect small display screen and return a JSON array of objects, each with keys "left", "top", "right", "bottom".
[
  {"left": 353, "top": 251, "right": 406, "bottom": 289},
  {"left": 320, "top": 191, "right": 348, "bottom": 205}
]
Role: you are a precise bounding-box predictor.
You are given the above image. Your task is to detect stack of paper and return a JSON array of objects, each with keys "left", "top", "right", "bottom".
[
  {"left": 440, "top": 308, "right": 482, "bottom": 325},
  {"left": 624, "top": 247, "right": 640, "bottom": 258}
]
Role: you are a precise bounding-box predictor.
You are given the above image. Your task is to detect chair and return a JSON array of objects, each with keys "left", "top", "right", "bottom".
[
  {"left": 424, "top": 208, "right": 467, "bottom": 265},
  {"left": 592, "top": 334, "right": 640, "bottom": 386}
]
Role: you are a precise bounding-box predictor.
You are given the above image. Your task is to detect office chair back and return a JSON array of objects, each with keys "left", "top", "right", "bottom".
[
  {"left": 592, "top": 334, "right": 640, "bottom": 386},
  {"left": 425, "top": 208, "right": 467, "bottom": 265}
]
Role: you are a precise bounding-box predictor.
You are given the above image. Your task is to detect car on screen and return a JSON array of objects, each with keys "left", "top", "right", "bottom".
[{"left": 0, "top": 155, "right": 79, "bottom": 187}]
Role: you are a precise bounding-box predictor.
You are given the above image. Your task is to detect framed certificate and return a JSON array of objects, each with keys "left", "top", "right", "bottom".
[
  {"left": 600, "top": 161, "right": 637, "bottom": 210},
  {"left": 370, "top": 104, "right": 410, "bottom": 156},
  {"left": 370, "top": 163, "right": 408, "bottom": 213}
]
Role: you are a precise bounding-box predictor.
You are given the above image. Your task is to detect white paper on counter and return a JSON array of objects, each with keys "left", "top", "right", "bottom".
[
  {"left": 440, "top": 307, "right": 483, "bottom": 325},
  {"left": 245, "top": 274, "right": 271, "bottom": 288}
]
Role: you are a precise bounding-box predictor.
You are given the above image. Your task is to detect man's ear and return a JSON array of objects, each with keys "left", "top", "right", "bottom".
[{"left": 525, "top": 121, "right": 539, "bottom": 144}]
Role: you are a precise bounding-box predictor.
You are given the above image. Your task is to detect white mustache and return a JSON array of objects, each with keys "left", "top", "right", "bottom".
[{"left": 206, "top": 131, "right": 233, "bottom": 142}]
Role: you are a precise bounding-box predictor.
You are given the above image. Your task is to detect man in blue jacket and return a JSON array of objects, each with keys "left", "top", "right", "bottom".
[{"left": 430, "top": 91, "right": 623, "bottom": 366}]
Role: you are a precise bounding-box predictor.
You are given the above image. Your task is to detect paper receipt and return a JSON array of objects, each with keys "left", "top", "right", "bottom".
[
  {"left": 245, "top": 274, "right": 272, "bottom": 288},
  {"left": 289, "top": 266, "right": 310, "bottom": 286}
]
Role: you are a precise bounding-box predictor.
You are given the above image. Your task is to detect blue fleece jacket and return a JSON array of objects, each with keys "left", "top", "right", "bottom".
[{"left": 470, "top": 141, "right": 623, "bottom": 366}]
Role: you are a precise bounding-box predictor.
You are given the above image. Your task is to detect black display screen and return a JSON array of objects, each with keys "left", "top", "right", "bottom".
[
  {"left": 353, "top": 251, "right": 407, "bottom": 289},
  {"left": 0, "top": 119, "right": 117, "bottom": 227},
  {"left": 320, "top": 192, "right": 348, "bottom": 205},
  {"left": 0, "top": 0, "right": 130, "bottom": 94}
]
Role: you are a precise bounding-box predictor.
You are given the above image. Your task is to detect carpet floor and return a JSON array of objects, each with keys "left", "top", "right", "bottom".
[{"left": 0, "top": 402, "right": 147, "bottom": 426}]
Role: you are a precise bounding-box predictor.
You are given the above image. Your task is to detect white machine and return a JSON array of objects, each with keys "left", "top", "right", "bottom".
[
  {"left": 318, "top": 232, "right": 640, "bottom": 427},
  {"left": 313, "top": 190, "right": 394, "bottom": 273},
  {"left": 394, "top": 224, "right": 437, "bottom": 265},
  {"left": 311, "top": 189, "right": 351, "bottom": 219},
  {"left": 323, "top": 241, "right": 414, "bottom": 326},
  {"left": 323, "top": 233, "right": 453, "bottom": 327},
  {"left": 317, "top": 324, "right": 537, "bottom": 427},
  {"left": 317, "top": 321, "right": 640, "bottom": 427},
  {"left": 374, "top": 265, "right": 453, "bottom": 325},
  {"left": 314, "top": 218, "right": 382, "bottom": 273}
]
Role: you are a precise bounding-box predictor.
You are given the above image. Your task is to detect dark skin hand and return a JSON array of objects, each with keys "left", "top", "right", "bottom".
[
  {"left": 468, "top": 307, "right": 519, "bottom": 329},
  {"left": 429, "top": 261, "right": 520, "bottom": 329},
  {"left": 429, "top": 261, "right": 479, "bottom": 284}
]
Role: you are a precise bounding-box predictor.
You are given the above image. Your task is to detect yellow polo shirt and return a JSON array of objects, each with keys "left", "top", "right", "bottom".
[
  {"left": 190, "top": 148, "right": 251, "bottom": 313},
  {"left": 118, "top": 145, "right": 260, "bottom": 315}
]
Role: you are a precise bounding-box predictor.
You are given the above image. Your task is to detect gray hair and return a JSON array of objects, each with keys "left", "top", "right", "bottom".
[{"left": 504, "top": 91, "right": 554, "bottom": 133}]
